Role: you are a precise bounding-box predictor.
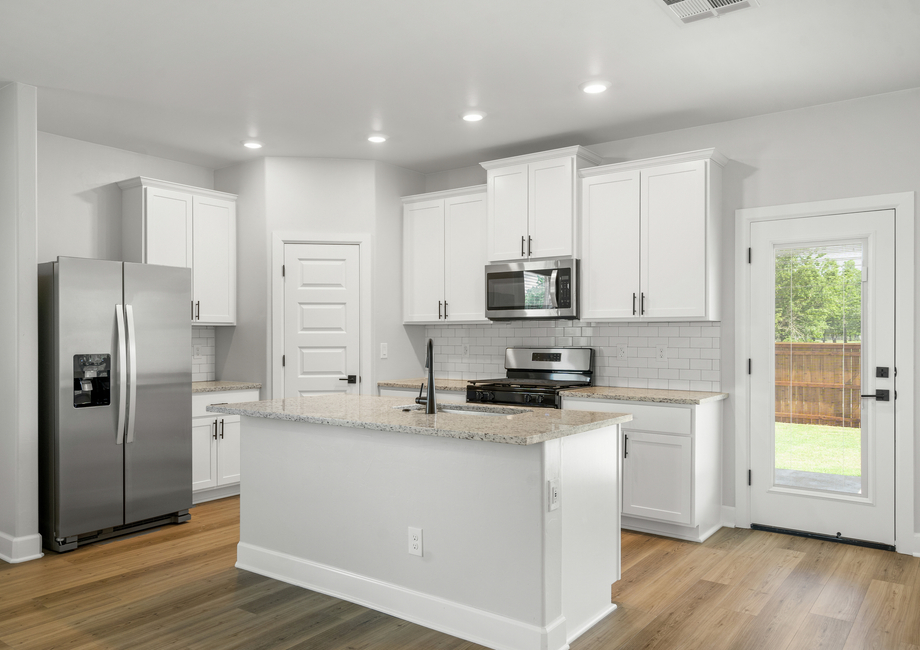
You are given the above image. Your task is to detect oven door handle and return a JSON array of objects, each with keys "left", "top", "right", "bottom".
[{"left": 549, "top": 270, "right": 558, "bottom": 309}]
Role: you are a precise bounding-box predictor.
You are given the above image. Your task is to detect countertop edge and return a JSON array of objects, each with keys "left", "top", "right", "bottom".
[
  {"left": 193, "top": 381, "right": 263, "bottom": 394},
  {"left": 560, "top": 389, "right": 728, "bottom": 405},
  {"left": 206, "top": 404, "right": 632, "bottom": 445}
]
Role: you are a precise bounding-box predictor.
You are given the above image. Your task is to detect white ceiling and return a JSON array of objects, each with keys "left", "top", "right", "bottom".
[{"left": 1, "top": 0, "right": 919, "bottom": 173}]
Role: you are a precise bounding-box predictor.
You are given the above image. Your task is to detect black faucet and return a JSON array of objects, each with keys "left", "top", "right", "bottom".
[{"left": 415, "top": 338, "right": 436, "bottom": 414}]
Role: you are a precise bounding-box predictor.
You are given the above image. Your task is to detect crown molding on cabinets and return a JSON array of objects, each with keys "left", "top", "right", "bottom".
[
  {"left": 401, "top": 184, "right": 487, "bottom": 204},
  {"left": 479, "top": 145, "right": 604, "bottom": 171},
  {"left": 580, "top": 148, "right": 728, "bottom": 178}
]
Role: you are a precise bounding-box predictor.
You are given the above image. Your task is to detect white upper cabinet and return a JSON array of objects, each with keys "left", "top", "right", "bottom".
[
  {"left": 580, "top": 149, "right": 725, "bottom": 322},
  {"left": 121, "top": 177, "right": 237, "bottom": 325},
  {"left": 403, "top": 186, "right": 488, "bottom": 324},
  {"left": 481, "top": 146, "right": 602, "bottom": 262}
]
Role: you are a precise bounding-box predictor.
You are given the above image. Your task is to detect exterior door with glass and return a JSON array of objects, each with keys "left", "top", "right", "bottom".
[{"left": 749, "top": 210, "right": 895, "bottom": 547}]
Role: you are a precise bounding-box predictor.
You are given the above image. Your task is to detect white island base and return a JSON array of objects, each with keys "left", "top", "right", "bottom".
[{"left": 232, "top": 411, "right": 621, "bottom": 650}]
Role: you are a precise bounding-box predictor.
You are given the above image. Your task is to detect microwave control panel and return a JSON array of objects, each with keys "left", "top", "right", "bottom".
[{"left": 558, "top": 271, "right": 571, "bottom": 308}]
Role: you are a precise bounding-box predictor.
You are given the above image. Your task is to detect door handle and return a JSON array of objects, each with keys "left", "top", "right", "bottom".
[
  {"left": 632, "top": 292, "right": 637, "bottom": 316},
  {"left": 115, "top": 305, "right": 127, "bottom": 445},
  {"left": 861, "top": 390, "right": 890, "bottom": 402},
  {"left": 521, "top": 236, "right": 525, "bottom": 257},
  {"left": 444, "top": 301, "right": 448, "bottom": 319},
  {"left": 125, "top": 304, "right": 138, "bottom": 444},
  {"left": 195, "top": 301, "right": 200, "bottom": 321},
  {"left": 438, "top": 300, "right": 442, "bottom": 319},
  {"left": 212, "top": 419, "right": 218, "bottom": 440},
  {"left": 528, "top": 235, "right": 532, "bottom": 257},
  {"left": 549, "top": 270, "right": 558, "bottom": 309},
  {"left": 624, "top": 434, "right": 629, "bottom": 458},
  {"left": 219, "top": 419, "right": 224, "bottom": 439},
  {"left": 339, "top": 375, "right": 357, "bottom": 384},
  {"left": 640, "top": 292, "right": 646, "bottom": 315}
]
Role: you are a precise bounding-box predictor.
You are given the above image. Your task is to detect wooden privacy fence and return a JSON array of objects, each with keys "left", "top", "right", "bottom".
[{"left": 775, "top": 342, "right": 861, "bottom": 428}]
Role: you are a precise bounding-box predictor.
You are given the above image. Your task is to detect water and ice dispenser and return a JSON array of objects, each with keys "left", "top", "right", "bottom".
[{"left": 73, "top": 354, "right": 111, "bottom": 408}]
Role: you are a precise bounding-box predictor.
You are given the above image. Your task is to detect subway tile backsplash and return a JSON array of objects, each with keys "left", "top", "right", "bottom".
[
  {"left": 192, "top": 326, "right": 216, "bottom": 382},
  {"left": 425, "top": 321, "right": 721, "bottom": 392}
]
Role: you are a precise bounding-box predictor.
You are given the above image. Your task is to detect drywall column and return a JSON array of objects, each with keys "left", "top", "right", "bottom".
[{"left": 0, "top": 82, "right": 41, "bottom": 563}]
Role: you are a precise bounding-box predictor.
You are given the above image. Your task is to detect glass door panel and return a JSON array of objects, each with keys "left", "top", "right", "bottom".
[{"left": 773, "top": 243, "right": 865, "bottom": 496}]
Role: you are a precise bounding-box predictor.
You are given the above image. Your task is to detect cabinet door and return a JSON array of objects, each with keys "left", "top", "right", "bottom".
[
  {"left": 487, "top": 164, "right": 529, "bottom": 261},
  {"left": 641, "top": 161, "right": 707, "bottom": 319},
  {"left": 192, "top": 417, "right": 218, "bottom": 491},
  {"left": 528, "top": 157, "right": 574, "bottom": 258},
  {"left": 193, "top": 195, "right": 236, "bottom": 324},
  {"left": 145, "top": 186, "right": 193, "bottom": 269},
  {"left": 622, "top": 430, "right": 692, "bottom": 525},
  {"left": 403, "top": 200, "right": 446, "bottom": 322},
  {"left": 444, "top": 192, "right": 487, "bottom": 322},
  {"left": 581, "top": 171, "right": 641, "bottom": 320},
  {"left": 216, "top": 416, "right": 241, "bottom": 486}
]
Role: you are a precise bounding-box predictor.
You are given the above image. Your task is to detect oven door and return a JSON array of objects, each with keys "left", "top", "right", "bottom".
[{"left": 485, "top": 258, "right": 578, "bottom": 320}]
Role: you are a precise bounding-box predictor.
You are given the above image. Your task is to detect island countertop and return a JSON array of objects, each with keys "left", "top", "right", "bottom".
[{"left": 207, "top": 394, "right": 631, "bottom": 445}]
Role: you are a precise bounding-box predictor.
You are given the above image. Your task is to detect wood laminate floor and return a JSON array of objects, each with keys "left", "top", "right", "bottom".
[{"left": 2, "top": 497, "right": 918, "bottom": 649}]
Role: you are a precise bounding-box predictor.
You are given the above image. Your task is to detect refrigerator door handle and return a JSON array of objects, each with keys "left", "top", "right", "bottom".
[
  {"left": 125, "top": 304, "right": 138, "bottom": 444},
  {"left": 115, "top": 305, "right": 127, "bottom": 445}
]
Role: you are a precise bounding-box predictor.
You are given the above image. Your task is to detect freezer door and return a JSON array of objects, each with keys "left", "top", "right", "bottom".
[
  {"left": 123, "top": 262, "right": 193, "bottom": 523},
  {"left": 54, "top": 257, "right": 126, "bottom": 537}
]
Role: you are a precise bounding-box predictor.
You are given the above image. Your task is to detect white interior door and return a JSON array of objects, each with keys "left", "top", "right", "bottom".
[
  {"left": 283, "top": 243, "right": 360, "bottom": 397},
  {"left": 750, "top": 210, "right": 895, "bottom": 547}
]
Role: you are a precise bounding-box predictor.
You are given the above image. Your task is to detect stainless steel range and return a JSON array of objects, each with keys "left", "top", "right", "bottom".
[{"left": 466, "top": 347, "right": 594, "bottom": 409}]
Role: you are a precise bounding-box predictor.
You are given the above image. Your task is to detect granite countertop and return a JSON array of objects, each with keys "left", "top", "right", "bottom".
[
  {"left": 193, "top": 380, "right": 263, "bottom": 394},
  {"left": 207, "top": 394, "right": 631, "bottom": 445},
  {"left": 562, "top": 386, "right": 728, "bottom": 405},
  {"left": 377, "top": 378, "right": 469, "bottom": 392}
]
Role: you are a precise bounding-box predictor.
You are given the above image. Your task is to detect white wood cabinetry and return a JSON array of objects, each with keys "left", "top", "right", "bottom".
[
  {"left": 120, "top": 177, "right": 237, "bottom": 325},
  {"left": 403, "top": 186, "right": 488, "bottom": 324},
  {"left": 481, "top": 146, "right": 603, "bottom": 262},
  {"left": 191, "top": 389, "right": 259, "bottom": 503},
  {"left": 580, "top": 149, "right": 725, "bottom": 321},
  {"left": 563, "top": 395, "right": 723, "bottom": 542}
]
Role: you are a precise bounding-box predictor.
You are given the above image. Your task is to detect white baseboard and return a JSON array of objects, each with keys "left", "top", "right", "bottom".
[
  {"left": 192, "top": 483, "right": 240, "bottom": 505},
  {"left": 721, "top": 506, "right": 736, "bottom": 528},
  {"left": 236, "top": 542, "right": 571, "bottom": 650},
  {"left": 622, "top": 516, "right": 723, "bottom": 543},
  {"left": 0, "top": 530, "right": 43, "bottom": 564}
]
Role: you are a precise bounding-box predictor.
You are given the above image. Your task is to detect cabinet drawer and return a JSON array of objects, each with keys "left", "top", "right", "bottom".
[
  {"left": 564, "top": 398, "right": 691, "bottom": 434},
  {"left": 193, "top": 389, "right": 260, "bottom": 417}
]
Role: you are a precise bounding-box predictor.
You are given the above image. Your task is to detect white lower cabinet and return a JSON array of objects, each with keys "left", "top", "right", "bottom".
[
  {"left": 563, "top": 395, "right": 723, "bottom": 543},
  {"left": 192, "top": 389, "right": 259, "bottom": 503}
]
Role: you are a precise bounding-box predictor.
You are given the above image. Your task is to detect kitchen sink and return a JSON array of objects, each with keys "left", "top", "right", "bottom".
[{"left": 395, "top": 404, "right": 529, "bottom": 417}]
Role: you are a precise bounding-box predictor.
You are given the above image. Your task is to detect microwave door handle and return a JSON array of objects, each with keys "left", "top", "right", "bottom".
[{"left": 549, "top": 270, "right": 558, "bottom": 309}]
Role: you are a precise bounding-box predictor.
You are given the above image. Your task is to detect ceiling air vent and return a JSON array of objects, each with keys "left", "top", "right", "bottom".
[{"left": 661, "top": 0, "right": 759, "bottom": 24}]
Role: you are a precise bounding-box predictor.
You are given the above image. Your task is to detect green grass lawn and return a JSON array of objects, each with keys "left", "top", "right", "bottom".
[{"left": 775, "top": 422, "right": 862, "bottom": 476}]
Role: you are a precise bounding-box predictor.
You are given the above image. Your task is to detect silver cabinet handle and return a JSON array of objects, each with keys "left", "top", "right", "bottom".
[
  {"left": 521, "top": 236, "right": 525, "bottom": 257},
  {"left": 125, "top": 304, "right": 138, "bottom": 444},
  {"left": 438, "top": 300, "right": 442, "bottom": 319},
  {"left": 632, "top": 292, "right": 637, "bottom": 316},
  {"left": 115, "top": 305, "right": 127, "bottom": 445},
  {"left": 195, "top": 301, "right": 200, "bottom": 321},
  {"left": 219, "top": 419, "right": 225, "bottom": 439}
]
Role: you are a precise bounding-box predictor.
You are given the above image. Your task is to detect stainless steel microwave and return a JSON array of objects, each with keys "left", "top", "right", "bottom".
[{"left": 485, "top": 258, "right": 578, "bottom": 320}]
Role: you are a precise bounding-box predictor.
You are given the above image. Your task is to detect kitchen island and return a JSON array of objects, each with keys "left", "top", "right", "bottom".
[{"left": 208, "top": 394, "right": 630, "bottom": 650}]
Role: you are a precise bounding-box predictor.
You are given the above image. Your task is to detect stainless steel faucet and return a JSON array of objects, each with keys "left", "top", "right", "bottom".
[{"left": 415, "top": 338, "right": 437, "bottom": 414}]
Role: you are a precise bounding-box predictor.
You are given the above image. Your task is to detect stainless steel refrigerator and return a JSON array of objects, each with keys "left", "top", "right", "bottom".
[{"left": 38, "top": 256, "right": 193, "bottom": 552}]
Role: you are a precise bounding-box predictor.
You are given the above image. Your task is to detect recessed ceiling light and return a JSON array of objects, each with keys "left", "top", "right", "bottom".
[
  {"left": 462, "top": 111, "right": 486, "bottom": 122},
  {"left": 243, "top": 140, "right": 263, "bottom": 149},
  {"left": 580, "top": 80, "right": 610, "bottom": 94},
  {"left": 368, "top": 134, "right": 387, "bottom": 143}
]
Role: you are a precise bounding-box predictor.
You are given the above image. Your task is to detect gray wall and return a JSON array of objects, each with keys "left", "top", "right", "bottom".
[{"left": 0, "top": 82, "right": 40, "bottom": 562}]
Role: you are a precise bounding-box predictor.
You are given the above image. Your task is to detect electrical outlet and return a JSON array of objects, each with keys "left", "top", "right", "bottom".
[
  {"left": 380, "top": 342, "right": 388, "bottom": 359},
  {"left": 194, "top": 345, "right": 202, "bottom": 357},
  {"left": 462, "top": 344, "right": 470, "bottom": 358},
  {"left": 656, "top": 345, "right": 667, "bottom": 360},
  {"left": 548, "top": 478, "right": 560, "bottom": 511},
  {"left": 617, "top": 344, "right": 627, "bottom": 360},
  {"left": 408, "top": 527, "right": 423, "bottom": 556}
]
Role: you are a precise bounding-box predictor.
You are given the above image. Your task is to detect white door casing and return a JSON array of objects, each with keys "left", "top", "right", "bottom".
[
  {"left": 735, "top": 192, "right": 914, "bottom": 555},
  {"left": 282, "top": 243, "right": 360, "bottom": 397},
  {"left": 750, "top": 210, "right": 895, "bottom": 546}
]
